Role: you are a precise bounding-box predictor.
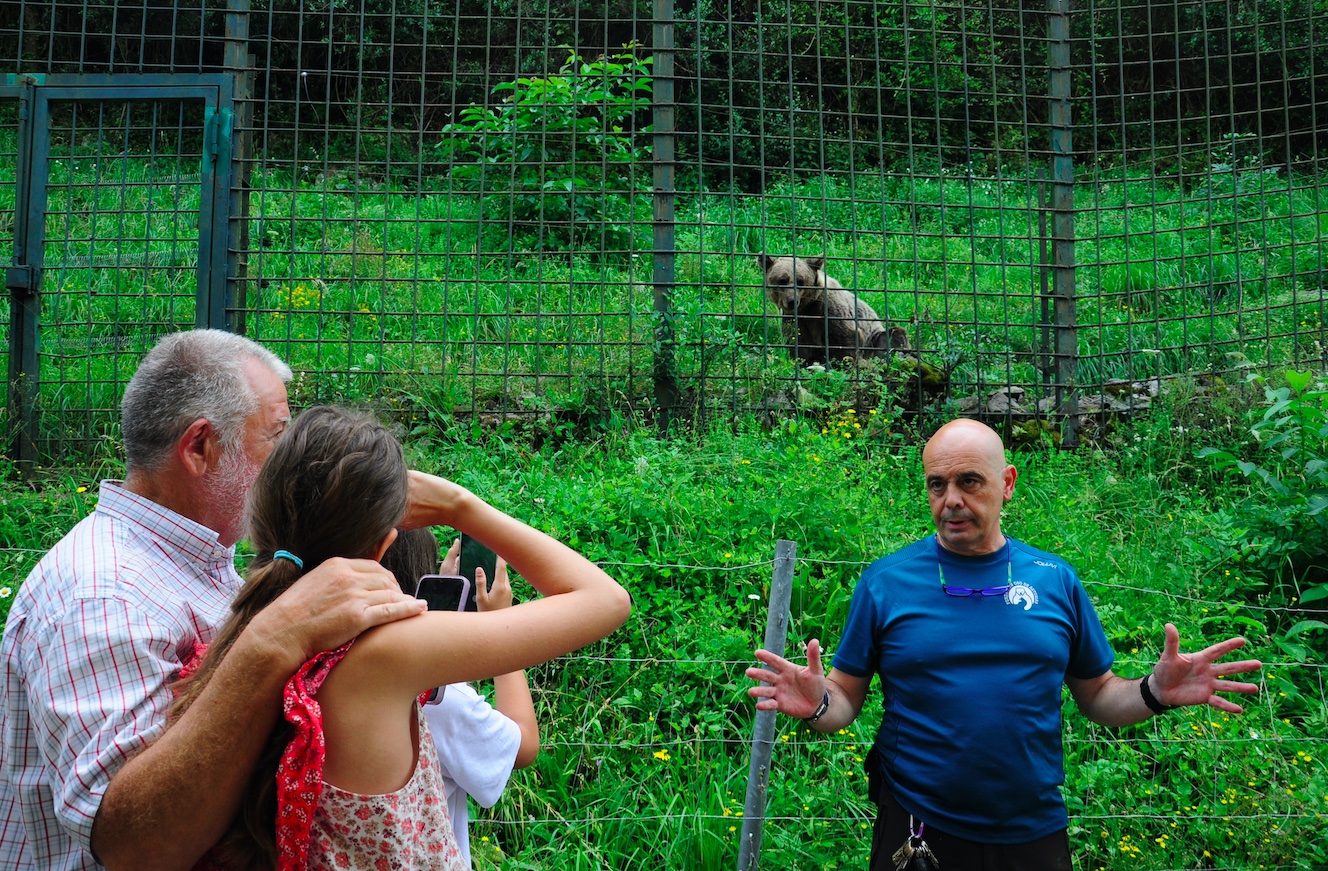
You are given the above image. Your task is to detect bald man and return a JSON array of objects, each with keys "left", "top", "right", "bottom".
[{"left": 748, "top": 419, "right": 1261, "bottom": 870}]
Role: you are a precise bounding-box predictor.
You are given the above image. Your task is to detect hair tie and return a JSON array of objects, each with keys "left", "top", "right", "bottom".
[{"left": 273, "top": 550, "right": 305, "bottom": 570}]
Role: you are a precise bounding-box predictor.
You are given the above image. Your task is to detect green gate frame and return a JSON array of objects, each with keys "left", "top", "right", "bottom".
[{"left": 1, "top": 72, "right": 237, "bottom": 469}]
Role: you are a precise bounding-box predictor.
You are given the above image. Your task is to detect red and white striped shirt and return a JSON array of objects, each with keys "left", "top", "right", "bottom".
[{"left": 0, "top": 482, "right": 242, "bottom": 871}]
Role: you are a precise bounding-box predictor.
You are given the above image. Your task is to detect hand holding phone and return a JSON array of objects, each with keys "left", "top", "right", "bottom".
[
  {"left": 415, "top": 574, "right": 478, "bottom": 612},
  {"left": 476, "top": 556, "right": 513, "bottom": 611},
  {"left": 459, "top": 533, "right": 498, "bottom": 590}
]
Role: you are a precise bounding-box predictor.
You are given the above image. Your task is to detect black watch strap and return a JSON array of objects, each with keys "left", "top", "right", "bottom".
[
  {"left": 803, "top": 689, "right": 831, "bottom": 723},
  {"left": 1140, "top": 673, "right": 1180, "bottom": 715}
]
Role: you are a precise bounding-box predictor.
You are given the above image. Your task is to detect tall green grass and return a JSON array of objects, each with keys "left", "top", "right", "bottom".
[{"left": 2, "top": 411, "right": 1322, "bottom": 870}]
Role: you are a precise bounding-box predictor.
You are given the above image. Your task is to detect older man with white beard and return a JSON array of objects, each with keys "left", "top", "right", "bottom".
[{"left": 0, "top": 330, "right": 424, "bottom": 871}]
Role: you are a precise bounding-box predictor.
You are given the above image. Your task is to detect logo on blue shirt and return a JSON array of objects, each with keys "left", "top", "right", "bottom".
[{"left": 1005, "top": 583, "right": 1039, "bottom": 610}]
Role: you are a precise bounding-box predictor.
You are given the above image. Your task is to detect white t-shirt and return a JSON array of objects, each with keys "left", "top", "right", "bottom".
[{"left": 424, "top": 683, "right": 522, "bottom": 866}]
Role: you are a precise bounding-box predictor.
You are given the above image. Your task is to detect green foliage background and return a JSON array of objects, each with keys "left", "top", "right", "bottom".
[
  {"left": 2, "top": 1, "right": 1327, "bottom": 866},
  {"left": 1, "top": 399, "right": 1325, "bottom": 870}
]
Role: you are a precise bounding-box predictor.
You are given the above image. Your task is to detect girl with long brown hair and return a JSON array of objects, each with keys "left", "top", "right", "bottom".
[{"left": 170, "top": 406, "right": 630, "bottom": 869}]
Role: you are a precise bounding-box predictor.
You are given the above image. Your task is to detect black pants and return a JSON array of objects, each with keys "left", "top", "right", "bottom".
[{"left": 868, "top": 771, "right": 1072, "bottom": 871}]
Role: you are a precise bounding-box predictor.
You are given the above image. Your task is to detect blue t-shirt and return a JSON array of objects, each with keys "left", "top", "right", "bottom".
[{"left": 832, "top": 535, "right": 1114, "bottom": 844}]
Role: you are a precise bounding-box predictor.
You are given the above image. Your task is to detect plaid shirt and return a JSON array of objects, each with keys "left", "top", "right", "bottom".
[{"left": 0, "top": 482, "right": 242, "bottom": 871}]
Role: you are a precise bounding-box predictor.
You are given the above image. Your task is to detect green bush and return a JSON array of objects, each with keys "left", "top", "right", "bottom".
[
  {"left": 1199, "top": 370, "right": 1328, "bottom": 638},
  {"left": 437, "top": 47, "right": 654, "bottom": 250}
]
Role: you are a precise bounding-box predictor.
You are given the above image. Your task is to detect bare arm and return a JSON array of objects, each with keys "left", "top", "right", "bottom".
[
  {"left": 91, "top": 558, "right": 424, "bottom": 871},
  {"left": 746, "top": 639, "right": 871, "bottom": 734},
  {"left": 493, "top": 672, "right": 539, "bottom": 768},
  {"left": 477, "top": 559, "right": 539, "bottom": 768},
  {"left": 1068, "top": 622, "right": 1262, "bottom": 728},
  {"left": 339, "top": 472, "right": 631, "bottom": 700}
]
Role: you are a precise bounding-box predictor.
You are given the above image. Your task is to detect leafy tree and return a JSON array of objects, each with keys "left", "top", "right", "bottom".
[{"left": 436, "top": 47, "right": 654, "bottom": 249}]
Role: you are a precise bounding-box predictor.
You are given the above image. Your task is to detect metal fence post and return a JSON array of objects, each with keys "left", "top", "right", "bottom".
[
  {"left": 6, "top": 74, "right": 48, "bottom": 472},
  {"left": 224, "top": 0, "right": 252, "bottom": 334},
  {"left": 1048, "top": 0, "right": 1078, "bottom": 448},
  {"left": 738, "top": 539, "right": 797, "bottom": 871},
  {"left": 652, "top": 0, "right": 679, "bottom": 434}
]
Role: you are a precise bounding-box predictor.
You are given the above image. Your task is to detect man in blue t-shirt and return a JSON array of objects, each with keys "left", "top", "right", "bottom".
[{"left": 747, "top": 418, "right": 1263, "bottom": 869}]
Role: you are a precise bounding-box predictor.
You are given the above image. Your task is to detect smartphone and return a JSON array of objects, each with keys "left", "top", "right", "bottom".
[
  {"left": 458, "top": 533, "right": 498, "bottom": 590},
  {"left": 415, "top": 574, "right": 477, "bottom": 612}
]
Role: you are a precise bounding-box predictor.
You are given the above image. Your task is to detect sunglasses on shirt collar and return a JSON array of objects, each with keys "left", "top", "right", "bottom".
[{"left": 936, "top": 539, "right": 1012, "bottom": 598}]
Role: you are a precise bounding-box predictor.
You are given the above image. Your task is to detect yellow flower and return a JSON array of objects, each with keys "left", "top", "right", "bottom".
[
  {"left": 653, "top": 749, "right": 671, "bottom": 761},
  {"left": 76, "top": 486, "right": 88, "bottom": 493}
]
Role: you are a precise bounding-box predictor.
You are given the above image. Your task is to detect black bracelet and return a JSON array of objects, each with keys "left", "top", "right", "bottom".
[
  {"left": 1140, "top": 673, "right": 1180, "bottom": 715},
  {"left": 803, "top": 689, "right": 831, "bottom": 723}
]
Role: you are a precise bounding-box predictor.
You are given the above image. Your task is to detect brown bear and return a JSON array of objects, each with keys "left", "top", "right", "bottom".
[{"left": 759, "top": 254, "right": 909, "bottom": 366}]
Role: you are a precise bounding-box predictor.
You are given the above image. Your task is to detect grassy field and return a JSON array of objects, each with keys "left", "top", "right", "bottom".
[
  {"left": 2, "top": 126, "right": 1327, "bottom": 867},
  {"left": 3, "top": 137, "right": 1327, "bottom": 455},
  {"left": 1, "top": 391, "right": 1325, "bottom": 870}
]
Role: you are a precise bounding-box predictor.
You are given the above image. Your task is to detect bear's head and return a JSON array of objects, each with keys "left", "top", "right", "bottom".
[{"left": 758, "top": 254, "right": 829, "bottom": 312}]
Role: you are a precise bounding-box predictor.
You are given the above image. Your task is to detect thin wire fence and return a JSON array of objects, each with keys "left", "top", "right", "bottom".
[
  {"left": 2, "top": 0, "right": 1325, "bottom": 464},
  {"left": 4, "top": 544, "right": 1321, "bottom": 868},
  {"left": 502, "top": 561, "right": 1324, "bottom": 871}
]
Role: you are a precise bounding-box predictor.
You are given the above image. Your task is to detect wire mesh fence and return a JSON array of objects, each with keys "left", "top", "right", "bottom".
[
  {"left": 2, "top": 0, "right": 1327, "bottom": 464},
  {"left": 0, "top": 540, "right": 1323, "bottom": 869}
]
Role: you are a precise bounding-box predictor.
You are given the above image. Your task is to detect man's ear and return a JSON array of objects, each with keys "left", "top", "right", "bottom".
[
  {"left": 177, "top": 418, "right": 219, "bottom": 478},
  {"left": 1002, "top": 464, "right": 1018, "bottom": 502}
]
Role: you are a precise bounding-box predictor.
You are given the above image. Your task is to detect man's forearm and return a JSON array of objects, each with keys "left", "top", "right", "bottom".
[
  {"left": 1072, "top": 673, "right": 1154, "bottom": 728},
  {"left": 91, "top": 637, "right": 291, "bottom": 871}
]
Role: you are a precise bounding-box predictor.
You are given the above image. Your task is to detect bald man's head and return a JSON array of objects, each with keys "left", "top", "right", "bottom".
[{"left": 923, "top": 419, "right": 1017, "bottom": 555}]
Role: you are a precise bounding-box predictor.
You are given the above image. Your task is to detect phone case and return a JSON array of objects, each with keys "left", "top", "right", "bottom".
[{"left": 415, "top": 574, "right": 472, "bottom": 612}]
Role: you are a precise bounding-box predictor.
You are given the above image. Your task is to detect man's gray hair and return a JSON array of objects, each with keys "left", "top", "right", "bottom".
[{"left": 121, "top": 330, "right": 292, "bottom": 473}]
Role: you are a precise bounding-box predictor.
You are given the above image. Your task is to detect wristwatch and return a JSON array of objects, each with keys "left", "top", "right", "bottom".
[
  {"left": 1140, "top": 673, "right": 1180, "bottom": 715},
  {"left": 803, "top": 689, "right": 831, "bottom": 723}
]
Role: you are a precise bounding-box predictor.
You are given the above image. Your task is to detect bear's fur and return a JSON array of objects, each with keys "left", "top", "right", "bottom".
[{"left": 759, "top": 254, "right": 909, "bottom": 366}]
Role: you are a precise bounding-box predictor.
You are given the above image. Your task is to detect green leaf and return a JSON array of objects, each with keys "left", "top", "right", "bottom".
[
  {"left": 1273, "top": 636, "right": 1315, "bottom": 661},
  {"left": 1298, "top": 583, "right": 1328, "bottom": 603},
  {"left": 1199, "top": 614, "right": 1267, "bottom": 636},
  {"left": 1284, "top": 619, "right": 1328, "bottom": 637},
  {"left": 1285, "top": 369, "right": 1314, "bottom": 394}
]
